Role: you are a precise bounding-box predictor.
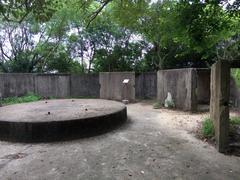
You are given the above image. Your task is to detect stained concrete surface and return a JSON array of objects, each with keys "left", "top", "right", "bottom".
[
  {"left": 0, "top": 99, "right": 126, "bottom": 142},
  {"left": 0, "top": 102, "right": 239, "bottom": 180},
  {"left": 0, "top": 99, "right": 125, "bottom": 122}
]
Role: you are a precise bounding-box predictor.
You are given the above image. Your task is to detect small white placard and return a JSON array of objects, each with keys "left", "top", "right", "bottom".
[{"left": 123, "top": 79, "right": 129, "bottom": 84}]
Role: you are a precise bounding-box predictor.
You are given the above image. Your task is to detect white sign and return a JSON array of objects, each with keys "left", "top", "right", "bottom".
[{"left": 123, "top": 79, "right": 129, "bottom": 84}]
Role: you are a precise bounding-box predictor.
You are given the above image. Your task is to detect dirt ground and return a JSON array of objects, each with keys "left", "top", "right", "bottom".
[{"left": 0, "top": 101, "right": 240, "bottom": 180}]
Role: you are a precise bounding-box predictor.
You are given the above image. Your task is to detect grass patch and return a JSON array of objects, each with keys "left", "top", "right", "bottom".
[
  {"left": 201, "top": 118, "right": 215, "bottom": 138},
  {"left": 0, "top": 94, "right": 98, "bottom": 106},
  {"left": 230, "top": 117, "right": 240, "bottom": 125},
  {"left": 1, "top": 93, "right": 42, "bottom": 105},
  {"left": 201, "top": 117, "right": 240, "bottom": 139}
]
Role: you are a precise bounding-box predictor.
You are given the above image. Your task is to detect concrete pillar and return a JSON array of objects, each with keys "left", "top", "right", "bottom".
[{"left": 210, "top": 60, "right": 230, "bottom": 152}]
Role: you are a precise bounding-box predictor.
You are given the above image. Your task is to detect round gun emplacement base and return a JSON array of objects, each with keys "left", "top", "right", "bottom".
[{"left": 0, "top": 99, "right": 127, "bottom": 142}]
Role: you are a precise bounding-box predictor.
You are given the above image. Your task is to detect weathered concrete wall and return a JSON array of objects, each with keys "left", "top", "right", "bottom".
[
  {"left": 0, "top": 71, "right": 213, "bottom": 105},
  {"left": 135, "top": 72, "right": 157, "bottom": 99},
  {"left": 0, "top": 73, "right": 34, "bottom": 98},
  {"left": 196, "top": 69, "right": 211, "bottom": 104},
  {"left": 157, "top": 68, "right": 197, "bottom": 111},
  {"left": 35, "top": 74, "right": 71, "bottom": 98},
  {"left": 230, "top": 76, "right": 240, "bottom": 107},
  {"left": 99, "top": 72, "right": 135, "bottom": 102},
  {"left": 0, "top": 74, "right": 100, "bottom": 98},
  {"left": 70, "top": 74, "right": 100, "bottom": 98},
  {"left": 210, "top": 60, "right": 230, "bottom": 153}
]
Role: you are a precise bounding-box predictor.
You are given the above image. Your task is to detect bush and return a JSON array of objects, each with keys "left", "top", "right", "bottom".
[
  {"left": 202, "top": 118, "right": 215, "bottom": 138},
  {"left": 200, "top": 117, "right": 240, "bottom": 140}
]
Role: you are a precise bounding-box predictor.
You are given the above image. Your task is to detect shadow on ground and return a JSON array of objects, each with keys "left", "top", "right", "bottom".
[{"left": 228, "top": 124, "right": 240, "bottom": 156}]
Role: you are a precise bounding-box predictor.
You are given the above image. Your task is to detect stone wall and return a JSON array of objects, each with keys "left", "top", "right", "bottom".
[
  {"left": 157, "top": 68, "right": 197, "bottom": 111},
  {"left": 99, "top": 72, "right": 135, "bottom": 102},
  {"left": 135, "top": 72, "right": 157, "bottom": 99}
]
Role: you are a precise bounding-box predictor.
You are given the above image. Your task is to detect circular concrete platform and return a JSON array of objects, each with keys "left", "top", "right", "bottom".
[{"left": 0, "top": 99, "right": 127, "bottom": 142}]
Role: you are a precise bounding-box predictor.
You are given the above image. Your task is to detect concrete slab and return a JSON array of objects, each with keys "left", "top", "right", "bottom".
[{"left": 0, "top": 99, "right": 127, "bottom": 142}]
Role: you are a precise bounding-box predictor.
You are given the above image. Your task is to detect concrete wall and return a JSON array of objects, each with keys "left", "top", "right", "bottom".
[
  {"left": 0, "top": 71, "right": 215, "bottom": 110},
  {"left": 195, "top": 68, "right": 240, "bottom": 107},
  {"left": 135, "top": 72, "right": 157, "bottom": 99},
  {"left": 35, "top": 74, "right": 70, "bottom": 98},
  {"left": 0, "top": 72, "right": 151, "bottom": 100},
  {"left": 0, "top": 74, "right": 100, "bottom": 98},
  {"left": 0, "top": 73, "right": 34, "bottom": 98},
  {"left": 196, "top": 69, "right": 211, "bottom": 104},
  {"left": 230, "top": 76, "right": 240, "bottom": 107},
  {"left": 157, "top": 68, "right": 197, "bottom": 111},
  {"left": 99, "top": 72, "right": 135, "bottom": 102},
  {"left": 70, "top": 74, "right": 100, "bottom": 98}
]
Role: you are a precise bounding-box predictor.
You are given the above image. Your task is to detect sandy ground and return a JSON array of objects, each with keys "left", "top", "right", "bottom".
[{"left": 0, "top": 101, "right": 239, "bottom": 180}]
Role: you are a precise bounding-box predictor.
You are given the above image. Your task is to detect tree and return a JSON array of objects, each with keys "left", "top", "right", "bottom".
[
  {"left": 0, "top": 0, "right": 64, "bottom": 23},
  {"left": 0, "top": 0, "right": 239, "bottom": 73},
  {"left": 0, "top": 20, "right": 42, "bottom": 72}
]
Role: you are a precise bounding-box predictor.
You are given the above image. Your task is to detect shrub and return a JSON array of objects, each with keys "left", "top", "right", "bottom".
[{"left": 202, "top": 118, "right": 215, "bottom": 138}]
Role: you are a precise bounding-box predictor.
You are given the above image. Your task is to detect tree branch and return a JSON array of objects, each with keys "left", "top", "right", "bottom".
[{"left": 86, "top": 0, "right": 112, "bottom": 28}]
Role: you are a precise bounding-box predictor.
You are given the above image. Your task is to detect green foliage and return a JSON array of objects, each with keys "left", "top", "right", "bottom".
[
  {"left": 0, "top": 0, "right": 64, "bottom": 22},
  {"left": 0, "top": 0, "right": 239, "bottom": 73},
  {"left": 93, "top": 42, "right": 145, "bottom": 72},
  {"left": 201, "top": 117, "right": 240, "bottom": 139},
  {"left": 201, "top": 118, "right": 215, "bottom": 138},
  {"left": 230, "top": 117, "right": 240, "bottom": 125},
  {"left": 231, "top": 69, "right": 240, "bottom": 88},
  {"left": 1, "top": 93, "right": 42, "bottom": 105}
]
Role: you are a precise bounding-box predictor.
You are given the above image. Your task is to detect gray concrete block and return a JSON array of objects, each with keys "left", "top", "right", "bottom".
[{"left": 99, "top": 72, "right": 135, "bottom": 102}]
